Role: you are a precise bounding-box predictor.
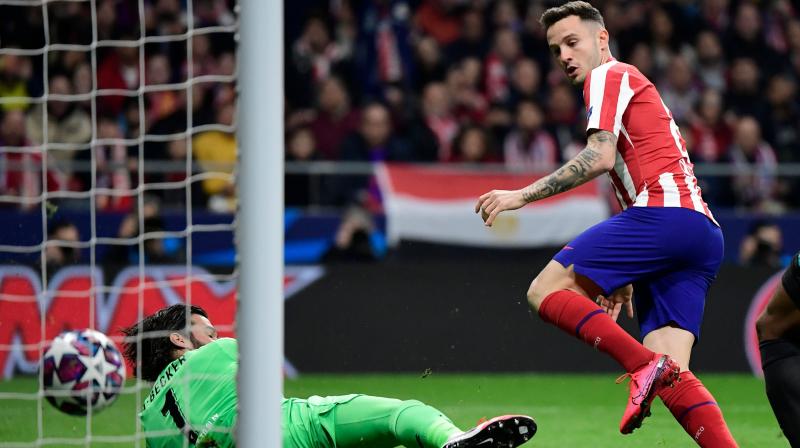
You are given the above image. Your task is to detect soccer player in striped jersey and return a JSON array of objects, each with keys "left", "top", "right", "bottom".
[
  {"left": 122, "top": 304, "right": 536, "bottom": 448},
  {"left": 756, "top": 251, "right": 800, "bottom": 446},
  {"left": 476, "top": 2, "right": 736, "bottom": 446}
]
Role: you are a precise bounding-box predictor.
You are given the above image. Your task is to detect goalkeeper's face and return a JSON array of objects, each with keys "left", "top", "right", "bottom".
[
  {"left": 173, "top": 314, "right": 219, "bottom": 351},
  {"left": 546, "top": 15, "right": 609, "bottom": 85}
]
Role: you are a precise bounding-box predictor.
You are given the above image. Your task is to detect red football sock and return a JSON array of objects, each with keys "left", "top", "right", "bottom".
[
  {"left": 658, "top": 371, "right": 738, "bottom": 447},
  {"left": 538, "top": 290, "right": 654, "bottom": 372}
]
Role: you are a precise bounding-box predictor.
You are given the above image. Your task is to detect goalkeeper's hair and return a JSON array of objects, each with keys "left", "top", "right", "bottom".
[
  {"left": 540, "top": 1, "right": 605, "bottom": 32},
  {"left": 121, "top": 304, "right": 208, "bottom": 382}
]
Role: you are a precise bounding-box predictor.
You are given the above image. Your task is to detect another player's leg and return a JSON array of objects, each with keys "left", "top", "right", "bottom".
[
  {"left": 328, "top": 395, "right": 535, "bottom": 448},
  {"left": 756, "top": 254, "right": 800, "bottom": 447},
  {"left": 644, "top": 326, "right": 737, "bottom": 447},
  {"left": 637, "top": 267, "right": 737, "bottom": 447}
]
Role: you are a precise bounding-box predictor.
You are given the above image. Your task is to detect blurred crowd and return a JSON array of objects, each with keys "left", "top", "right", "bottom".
[
  {"left": 0, "top": 0, "right": 237, "bottom": 213},
  {"left": 285, "top": 0, "right": 800, "bottom": 213}
]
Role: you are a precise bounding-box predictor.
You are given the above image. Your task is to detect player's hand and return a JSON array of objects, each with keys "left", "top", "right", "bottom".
[
  {"left": 596, "top": 284, "right": 634, "bottom": 322},
  {"left": 475, "top": 189, "right": 527, "bottom": 227}
]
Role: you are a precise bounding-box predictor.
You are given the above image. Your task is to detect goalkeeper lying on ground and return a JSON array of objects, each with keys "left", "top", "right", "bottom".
[{"left": 121, "top": 304, "right": 536, "bottom": 447}]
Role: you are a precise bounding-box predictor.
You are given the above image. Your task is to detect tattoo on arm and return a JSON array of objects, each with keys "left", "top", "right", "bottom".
[{"left": 521, "top": 130, "right": 616, "bottom": 203}]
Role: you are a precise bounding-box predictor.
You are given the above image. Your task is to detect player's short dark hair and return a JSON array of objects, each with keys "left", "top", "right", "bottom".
[
  {"left": 540, "top": 1, "right": 605, "bottom": 32},
  {"left": 121, "top": 304, "right": 208, "bottom": 382}
]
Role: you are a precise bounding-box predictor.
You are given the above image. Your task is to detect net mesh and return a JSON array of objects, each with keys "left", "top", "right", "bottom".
[{"left": 0, "top": 0, "right": 238, "bottom": 446}]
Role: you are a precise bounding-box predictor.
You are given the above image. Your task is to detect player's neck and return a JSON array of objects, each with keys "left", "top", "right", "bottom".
[{"left": 599, "top": 51, "right": 614, "bottom": 65}]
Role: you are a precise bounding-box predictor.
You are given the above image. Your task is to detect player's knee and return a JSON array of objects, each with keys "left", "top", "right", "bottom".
[
  {"left": 395, "top": 399, "right": 425, "bottom": 413},
  {"left": 526, "top": 277, "right": 546, "bottom": 311},
  {"left": 390, "top": 399, "right": 426, "bottom": 423}
]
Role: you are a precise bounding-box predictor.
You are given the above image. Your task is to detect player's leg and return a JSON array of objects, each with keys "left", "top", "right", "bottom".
[
  {"left": 328, "top": 395, "right": 458, "bottom": 447},
  {"left": 327, "top": 395, "right": 535, "bottom": 448},
  {"left": 528, "top": 259, "right": 656, "bottom": 373},
  {"left": 637, "top": 269, "right": 737, "bottom": 447},
  {"left": 756, "top": 253, "right": 800, "bottom": 446},
  {"left": 526, "top": 209, "right": 692, "bottom": 376}
]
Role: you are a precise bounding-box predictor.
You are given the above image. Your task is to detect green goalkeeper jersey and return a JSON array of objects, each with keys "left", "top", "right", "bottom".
[{"left": 140, "top": 338, "right": 238, "bottom": 448}]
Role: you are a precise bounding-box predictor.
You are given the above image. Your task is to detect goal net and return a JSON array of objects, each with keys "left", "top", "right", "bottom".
[{"left": 0, "top": 0, "right": 241, "bottom": 446}]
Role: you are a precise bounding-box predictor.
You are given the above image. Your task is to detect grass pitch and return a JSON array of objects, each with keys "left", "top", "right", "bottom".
[{"left": 0, "top": 373, "right": 787, "bottom": 447}]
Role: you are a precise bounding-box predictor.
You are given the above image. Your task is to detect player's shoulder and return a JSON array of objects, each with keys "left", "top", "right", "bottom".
[
  {"left": 203, "top": 337, "right": 237, "bottom": 354},
  {"left": 601, "top": 60, "right": 647, "bottom": 80},
  {"left": 612, "top": 61, "right": 653, "bottom": 86}
]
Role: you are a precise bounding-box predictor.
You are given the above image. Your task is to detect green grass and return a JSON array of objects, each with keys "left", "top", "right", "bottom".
[{"left": 0, "top": 373, "right": 787, "bottom": 447}]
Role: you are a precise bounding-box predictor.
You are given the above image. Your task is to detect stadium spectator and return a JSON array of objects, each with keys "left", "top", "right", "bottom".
[
  {"left": 414, "top": 36, "right": 447, "bottom": 91},
  {"left": 74, "top": 117, "right": 134, "bottom": 211},
  {"left": 420, "top": 82, "right": 458, "bottom": 161},
  {"left": 145, "top": 54, "right": 180, "bottom": 125},
  {"left": 648, "top": 8, "right": 682, "bottom": 75},
  {"left": 323, "top": 205, "right": 382, "bottom": 262},
  {"left": 727, "top": 116, "right": 781, "bottom": 212},
  {"left": 96, "top": 0, "right": 117, "bottom": 41},
  {"left": 105, "top": 195, "right": 184, "bottom": 265},
  {"left": 414, "top": 0, "right": 461, "bottom": 46},
  {"left": 693, "top": 31, "right": 727, "bottom": 91},
  {"left": 627, "top": 42, "right": 655, "bottom": 80},
  {"left": 45, "top": 219, "right": 81, "bottom": 270},
  {"left": 292, "top": 15, "right": 350, "bottom": 86},
  {"left": 739, "top": 220, "right": 784, "bottom": 268},
  {"left": 190, "top": 33, "right": 218, "bottom": 77},
  {"left": 72, "top": 62, "right": 92, "bottom": 98},
  {"left": 340, "top": 102, "right": 411, "bottom": 163},
  {"left": 193, "top": 101, "right": 237, "bottom": 213},
  {"left": 336, "top": 103, "right": 412, "bottom": 206},
  {"left": 545, "top": 82, "right": 583, "bottom": 160},
  {"left": 0, "top": 55, "right": 32, "bottom": 111},
  {"left": 519, "top": 2, "right": 553, "bottom": 74},
  {"left": 689, "top": 89, "right": 733, "bottom": 163},
  {"left": 700, "top": 0, "right": 731, "bottom": 33},
  {"left": 491, "top": 0, "right": 522, "bottom": 33},
  {"left": 659, "top": 55, "right": 700, "bottom": 124},
  {"left": 504, "top": 100, "right": 558, "bottom": 172},
  {"left": 353, "top": 0, "right": 414, "bottom": 99},
  {"left": 445, "top": 8, "right": 489, "bottom": 62},
  {"left": 484, "top": 28, "right": 521, "bottom": 104},
  {"left": 724, "top": 3, "right": 779, "bottom": 71},
  {"left": 763, "top": 74, "right": 800, "bottom": 163},
  {"left": 450, "top": 125, "right": 497, "bottom": 164},
  {"left": 0, "top": 110, "right": 66, "bottom": 209},
  {"left": 285, "top": 127, "right": 320, "bottom": 207},
  {"left": 442, "top": 58, "right": 488, "bottom": 125},
  {"left": 725, "top": 58, "right": 768, "bottom": 125},
  {"left": 311, "top": 76, "right": 361, "bottom": 160},
  {"left": 26, "top": 74, "right": 92, "bottom": 183},
  {"left": 508, "top": 58, "right": 544, "bottom": 108},
  {"left": 97, "top": 41, "right": 140, "bottom": 116}
]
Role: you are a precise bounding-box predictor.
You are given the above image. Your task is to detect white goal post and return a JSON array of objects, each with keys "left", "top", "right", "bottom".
[{"left": 237, "top": 0, "right": 283, "bottom": 446}]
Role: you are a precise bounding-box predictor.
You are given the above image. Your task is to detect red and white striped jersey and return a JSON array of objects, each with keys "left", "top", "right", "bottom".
[{"left": 583, "top": 58, "right": 717, "bottom": 225}]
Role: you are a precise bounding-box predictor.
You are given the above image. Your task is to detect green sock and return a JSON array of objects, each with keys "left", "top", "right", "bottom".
[{"left": 391, "top": 400, "right": 462, "bottom": 448}]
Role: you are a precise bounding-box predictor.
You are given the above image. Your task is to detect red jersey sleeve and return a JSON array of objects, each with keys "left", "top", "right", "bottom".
[{"left": 583, "top": 62, "right": 634, "bottom": 138}]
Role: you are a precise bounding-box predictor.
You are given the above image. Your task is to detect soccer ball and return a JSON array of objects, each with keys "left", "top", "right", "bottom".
[{"left": 41, "top": 329, "right": 126, "bottom": 415}]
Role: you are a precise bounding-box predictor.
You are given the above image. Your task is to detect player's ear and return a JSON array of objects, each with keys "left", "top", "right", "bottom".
[
  {"left": 169, "top": 332, "right": 191, "bottom": 349},
  {"left": 597, "top": 27, "right": 609, "bottom": 47}
]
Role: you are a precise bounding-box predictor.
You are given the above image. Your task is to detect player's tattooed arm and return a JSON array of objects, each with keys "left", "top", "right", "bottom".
[
  {"left": 475, "top": 130, "right": 616, "bottom": 227},
  {"left": 521, "top": 130, "right": 617, "bottom": 203}
]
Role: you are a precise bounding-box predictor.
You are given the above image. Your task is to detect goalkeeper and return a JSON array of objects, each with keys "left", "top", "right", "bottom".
[{"left": 121, "top": 304, "right": 536, "bottom": 447}]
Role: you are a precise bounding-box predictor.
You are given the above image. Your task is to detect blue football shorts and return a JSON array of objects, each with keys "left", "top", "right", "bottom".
[{"left": 553, "top": 206, "right": 724, "bottom": 341}]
